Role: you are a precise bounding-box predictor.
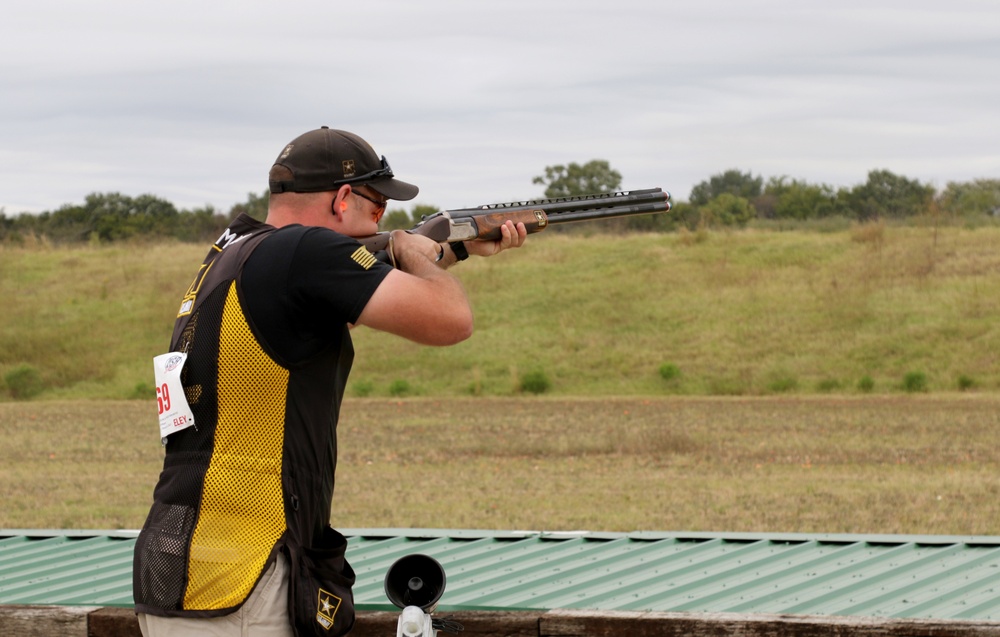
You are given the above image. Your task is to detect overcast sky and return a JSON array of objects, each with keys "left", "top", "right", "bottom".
[{"left": 2, "top": 0, "right": 998, "bottom": 215}]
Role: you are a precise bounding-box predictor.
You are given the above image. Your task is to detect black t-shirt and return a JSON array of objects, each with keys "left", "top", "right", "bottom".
[{"left": 240, "top": 225, "right": 393, "bottom": 365}]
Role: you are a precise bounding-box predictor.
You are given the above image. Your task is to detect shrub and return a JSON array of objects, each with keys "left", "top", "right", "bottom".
[
  {"left": 658, "top": 363, "right": 682, "bottom": 382},
  {"left": 388, "top": 379, "right": 411, "bottom": 397},
  {"left": 816, "top": 378, "right": 841, "bottom": 393},
  {"left": 129, "top": 381, "right": 155, "bottom": 400},
  {"left": 5, "top": 364, "right": 44, "bottom": 400},
  {"left": 353, "top": 380, "right": 375, "bottom": 397},
  {"left": 857, "top": 375, "right": 875, "bottom": 393},
  {"left": 767, "top": 373, "right": 798, "bottom": 393},
  {"left": 957, "top": 375, "right": 976, "bottom": 391},
  {"left": 902, "top": 371, "right": 928, "bottom": 393},
  {"left": 519, "top": 370, "right": 551, "bottom": 395}
]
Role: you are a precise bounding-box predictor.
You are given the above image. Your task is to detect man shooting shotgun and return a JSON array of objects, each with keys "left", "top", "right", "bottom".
[
  {"left": 134, "top": 126, "right": 527, "bottom": 637},
  {"left": 361, "top": 187, "right": 671, "bottom": 266},
  {"left": 134, "top": 123, "right": 665, "bottom": 637}
]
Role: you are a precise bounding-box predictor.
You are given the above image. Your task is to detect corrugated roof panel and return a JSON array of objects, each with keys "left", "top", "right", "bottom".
[
  {"left": 664, "top": 540, "right": 918, "bottom": 614},
  {"left": 444, "top": 537, "right": 625, "bottom": 608},
  {"left": 346, "top": 533, "right": 1000, "bottom": 620},
  {"left": 2, "top": 530, "right": 1000, "bottom": 621},
  {"left": 472, "top": 536, "right": 693, "bottom": 610},
  {"left": 0, "top": 534, "right": 135, "bottom": 606},
  {"left": 769, "top": 542, "right": 1000, "bottom": 618}
]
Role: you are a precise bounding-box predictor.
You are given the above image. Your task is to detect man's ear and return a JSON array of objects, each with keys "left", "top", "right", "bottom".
[{"left": 331, "top": 185, "right": 352, "bottom": 218}]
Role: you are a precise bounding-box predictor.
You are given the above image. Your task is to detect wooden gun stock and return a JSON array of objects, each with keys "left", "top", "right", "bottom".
[{"left": 460, "top": 208, "right": 549, "bottom": 241}]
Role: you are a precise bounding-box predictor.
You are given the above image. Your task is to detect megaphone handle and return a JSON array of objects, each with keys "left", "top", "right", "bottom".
[{"left": 397, "top": 606, "right": 436, "bottom": 637}]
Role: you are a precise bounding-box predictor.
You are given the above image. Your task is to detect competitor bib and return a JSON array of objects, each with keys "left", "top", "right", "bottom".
[{"left": 153, "top": 352, "right": 196, "bottom": 443}]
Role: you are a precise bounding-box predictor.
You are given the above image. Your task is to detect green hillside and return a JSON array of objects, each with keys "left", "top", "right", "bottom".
[{"left": 2, "top": 224, "right": 998, "bottom": 400}]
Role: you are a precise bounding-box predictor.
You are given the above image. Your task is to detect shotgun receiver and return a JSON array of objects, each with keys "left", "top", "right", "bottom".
[{"left": 360, "top": 187, "right": 671, "bottom": 265}]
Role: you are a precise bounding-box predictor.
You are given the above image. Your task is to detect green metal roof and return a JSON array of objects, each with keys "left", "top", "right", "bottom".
[{"left": 2, "top": 529, "right": 999, "bottom": 620}]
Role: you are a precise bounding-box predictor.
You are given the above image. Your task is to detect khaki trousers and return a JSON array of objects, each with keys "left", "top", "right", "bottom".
[{"left": 138, "top": 553, "right": 293, "bottom": 637}]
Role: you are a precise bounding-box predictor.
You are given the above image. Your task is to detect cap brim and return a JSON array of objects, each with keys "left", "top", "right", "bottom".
[{"left": 369, "top": 177, "right": 419, "bottom": 201}]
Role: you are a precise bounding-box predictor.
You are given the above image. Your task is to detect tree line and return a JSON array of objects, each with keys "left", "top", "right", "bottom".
[
  {"left": 0, "top": 191, "right": 270, "bottom": 245},
  {"left": 379, "top": 164, "right": 1000, "bottom": 234},
  {"left": 2, "top": 164, "right": 998, "bottom": 244},
  {"left": 677, "top": 168, "right": 1000, "bottom": 228}
]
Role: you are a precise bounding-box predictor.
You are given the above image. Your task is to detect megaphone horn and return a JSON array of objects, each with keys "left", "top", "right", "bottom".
[{"left": 384, "top": 554, "right": 447, "bottom": 612}]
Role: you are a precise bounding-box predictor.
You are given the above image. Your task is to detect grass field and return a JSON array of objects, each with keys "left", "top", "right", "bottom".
[
  {"left": 3, "top": 225, "right": 999, "bottom": 535},
  {"left": 2, "top": 396, "right": 998, "bottom": 535}
]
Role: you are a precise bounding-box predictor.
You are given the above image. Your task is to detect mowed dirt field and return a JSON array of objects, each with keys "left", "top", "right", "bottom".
[{"left": 2, "top": 395, "right": 998, "bottom": 535}]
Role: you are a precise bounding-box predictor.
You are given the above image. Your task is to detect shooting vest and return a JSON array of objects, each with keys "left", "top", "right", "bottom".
[{"left": 134, "top": 214, "right": 355, "bottom": 621}]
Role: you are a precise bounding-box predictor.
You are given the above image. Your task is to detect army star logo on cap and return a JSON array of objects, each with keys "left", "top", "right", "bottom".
[{"left": 343, "top": 160, "right": 356, "bottom": 178}]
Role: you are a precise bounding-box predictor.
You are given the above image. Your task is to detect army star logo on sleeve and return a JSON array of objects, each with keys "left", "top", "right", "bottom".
[{"left": 316, "top": 588, "right": 343, "bottom": 631}]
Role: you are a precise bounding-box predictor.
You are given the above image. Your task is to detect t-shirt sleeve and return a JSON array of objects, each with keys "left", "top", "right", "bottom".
[
  {"left": 241, "top": 226, "right": 393, "bottom": 365},
  {"left": 286, "top": 227, "right": 394, "bottom": 324}
]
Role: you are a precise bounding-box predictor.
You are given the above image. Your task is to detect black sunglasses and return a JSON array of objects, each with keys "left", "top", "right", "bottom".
[{"left": 352, "top": 188, "right": 388, "bottom": 211}]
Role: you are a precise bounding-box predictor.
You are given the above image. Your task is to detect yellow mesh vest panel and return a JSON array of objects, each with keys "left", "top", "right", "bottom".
[{"left": 184, "top": 282, "right": 289, "bottom": 609}]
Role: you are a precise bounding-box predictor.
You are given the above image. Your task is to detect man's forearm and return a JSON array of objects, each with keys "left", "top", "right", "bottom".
[{"left": 395, "top": 242, "right": 466, "bottom": 297}]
